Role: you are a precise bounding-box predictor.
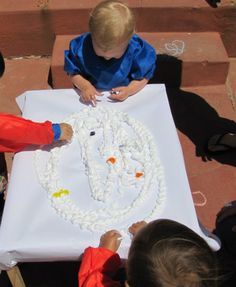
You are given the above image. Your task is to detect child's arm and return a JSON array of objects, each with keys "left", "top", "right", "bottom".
[
  {"left": 71, "top": 74, "right": 102, "bottom": 106},
  {"left": 65, "top": 36, "right": 102, "bottom": 106},
  {"left": 78, "top": 230, "right": 122, "bottom": 287},
  {"left": 109, "top": 78, "right": 148, "bottom": 101},
  {"left": 110, "top": 36, "right": 156, "bottom": 102},
  {"left": 0, "top": 114, "right": 73, "bottom": 152}
]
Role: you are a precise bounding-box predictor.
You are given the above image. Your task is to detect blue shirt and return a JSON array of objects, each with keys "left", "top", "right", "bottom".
[{"left": 64, "top": 33, "right": 156, "bottom": 90}]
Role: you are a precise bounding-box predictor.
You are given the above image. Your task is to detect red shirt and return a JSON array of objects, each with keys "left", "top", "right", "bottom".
[
  {"left": 78, "top": 247, "right": 122, "bottom": 287},
  {"left": 0, "top": 113, "right": 54, "bottom": 152}
]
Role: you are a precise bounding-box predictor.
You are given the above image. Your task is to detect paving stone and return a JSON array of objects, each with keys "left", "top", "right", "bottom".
[
  {"left": 0, "top": 57, "right": 51, "bottom": 115},
  {"left": 189, "top": 165, "right": 236, "bottom": 230}
]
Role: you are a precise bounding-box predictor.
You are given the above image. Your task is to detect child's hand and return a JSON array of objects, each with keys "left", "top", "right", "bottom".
[
  {"left": 109, "top": 87, "right": 130, "bottom": 102},
  {"left": 99, "top": 230, "right": 122, "bottom": 252},
  {"left": 128, "top": 221, "right": 147, "bottom": 236},
  {"left": 80, "top": 85, "right": 103, "bottom": 106},
  {"left": 59, "top": 123, "right": 73, "bottom": 141}
]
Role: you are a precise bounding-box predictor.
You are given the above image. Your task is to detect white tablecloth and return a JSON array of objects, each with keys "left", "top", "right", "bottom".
[{"left": 0, "top": 84, "right": 219, "bottom": 270}]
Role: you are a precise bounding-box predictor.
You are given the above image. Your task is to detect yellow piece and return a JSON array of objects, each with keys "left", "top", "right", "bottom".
[{"left": 52, "top": 189, "right": 70, "bottom": 198}]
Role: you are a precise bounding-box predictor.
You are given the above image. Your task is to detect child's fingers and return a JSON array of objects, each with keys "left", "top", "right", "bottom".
[
  {"left": 128, "top": 226, "right": 135, "bottom": 235},
  {"left": 80, "top": 93, "right": 92, "bottom": 103},
  {"left": 128, "top": 221, "right": 147, "bottom": 235},
  {"left": 65, "top": 126, "right": 73, "bottom": 139},
  {"left": 112, "top": 231, "right": 122, "bottom": 240},
  {"left": 103, "top": 229, "right": 121, "bottom": 237},
  {"left": 99, "top": 229, "right": 122, "bottom": 251},
  {"left": 90, "top": 94, "right": 97, "bottom": 107},
  {"left": 110, "top": 91, "right": 128, "bottom": 102},
  {"left": 96, "top": 90, "right": 103, "bottom": 97},
  {"left": 90, "top": 91, "right": 103, "bottom": 106},
  {"left": 109, "top": 94, "right": 121, "bottom": 101},
  {"left": 100, "top": 230, "right": 121, "bottom": 242},
  {"left": 79, "top": 93, "right": 87, "bottom": 101}
]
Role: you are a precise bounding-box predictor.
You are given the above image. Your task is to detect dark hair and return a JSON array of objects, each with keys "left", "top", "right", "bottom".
[
  {"left": 0, "top": 51, "right": 5, "bottom": 78},
  {"left": 127, "top": 219, "right": 218, "bottom": 287}
]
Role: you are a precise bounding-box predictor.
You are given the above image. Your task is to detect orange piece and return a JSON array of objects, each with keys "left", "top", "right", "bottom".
[
  {"left": 106, "top": 157, "right": 116, "bottom": 164},
  {"left": 135, "top": 172, "right": 144, "bottom": 178}
]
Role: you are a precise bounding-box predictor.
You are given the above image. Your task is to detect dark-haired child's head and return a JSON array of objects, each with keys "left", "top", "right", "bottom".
[{"left": 127, "top": 219, "right": 218, "bottom": 287}]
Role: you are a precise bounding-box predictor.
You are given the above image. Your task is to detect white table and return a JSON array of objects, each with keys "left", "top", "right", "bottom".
[{"left": 0, "top": 84, "right": 219, "bottom": 270}]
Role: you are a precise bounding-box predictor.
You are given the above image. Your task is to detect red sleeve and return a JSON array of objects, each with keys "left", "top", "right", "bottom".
[
  {"left": 0, "top": 113, "right": 54, "bottom": 152},
  {"left": 78, "top": 247, "right": 122, "bottom": 287}
]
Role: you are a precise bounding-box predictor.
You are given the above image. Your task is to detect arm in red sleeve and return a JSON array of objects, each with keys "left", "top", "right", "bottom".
[
  {"left": 0, "top": 113, "right": 54, "bottom": 152},
  {"left": 78, "top": 247, "right": 122, "bottom": 287}
]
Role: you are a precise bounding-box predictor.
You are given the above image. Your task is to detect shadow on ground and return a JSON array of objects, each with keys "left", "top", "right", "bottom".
[
  {"left": 151, "top": 53, "right": 236, "bottom": 167},
  {"left": 166, "top": 88, "right": 236, "bottom": 166}
]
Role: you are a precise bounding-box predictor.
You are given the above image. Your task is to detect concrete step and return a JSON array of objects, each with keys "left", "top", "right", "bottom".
[
  {"left": 0, "top": 0, "right": 235, "bottom": 57},
  {"left": 51, "top": 32, "right": 229, "bottom": 88}
]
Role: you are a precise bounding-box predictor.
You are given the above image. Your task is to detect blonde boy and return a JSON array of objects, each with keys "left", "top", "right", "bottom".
[{"left": 64, "top": 0, "right": 156, "bottom": 105}]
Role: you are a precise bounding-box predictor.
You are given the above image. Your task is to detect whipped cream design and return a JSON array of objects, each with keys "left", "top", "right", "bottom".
[{"left": 35, "top": 106, "right": 166, "bottom": 231}]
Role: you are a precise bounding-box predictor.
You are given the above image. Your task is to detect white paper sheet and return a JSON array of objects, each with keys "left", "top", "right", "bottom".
[{"left": 0, "top": 85, "right": 220, "bottom": 270}]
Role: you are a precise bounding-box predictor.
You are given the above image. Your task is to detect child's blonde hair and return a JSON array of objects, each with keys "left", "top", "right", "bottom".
[{"left": 89, "top": 0, "right": 135, "bottom": 51}]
